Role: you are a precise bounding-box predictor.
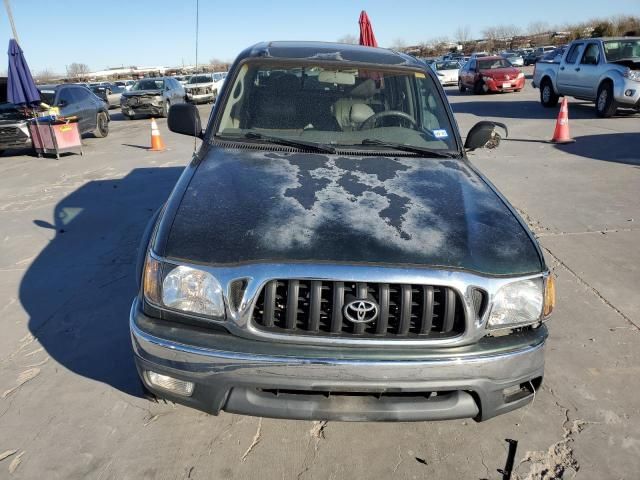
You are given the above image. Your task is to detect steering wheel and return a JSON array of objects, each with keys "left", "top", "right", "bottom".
[{"left": 358, "top": 110, "right": 417, "bottom": 130}]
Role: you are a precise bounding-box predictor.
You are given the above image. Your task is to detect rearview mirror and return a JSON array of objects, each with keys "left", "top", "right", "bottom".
[
  {"left": 464, "top": 121, "right": 508, "bottom": 151},
  {"left": 168, "top": 103, "right": 203, "bottom": 138}
]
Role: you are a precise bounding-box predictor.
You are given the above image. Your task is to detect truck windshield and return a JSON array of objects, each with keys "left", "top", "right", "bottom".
[
  {"left": 215, "top": 63, "right": 457, "bottom": 151},
  {"left": 189, "top": 75, "right": 212, "bottom": 84},
  {"left": 603, "top": 39, "right": 640, "bottom": 61}
]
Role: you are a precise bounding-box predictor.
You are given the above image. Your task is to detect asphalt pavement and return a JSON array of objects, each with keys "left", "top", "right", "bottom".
[{"left": 0, "top": 71, "right": 638, "bottom": 479}]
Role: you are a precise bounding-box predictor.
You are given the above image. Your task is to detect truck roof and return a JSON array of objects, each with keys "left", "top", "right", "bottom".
[
  {"left": 577, "top": 36, "right": 640, "bottom": 41},
  {"left": 236, "top": 41, "right": 423, "bottom": 67}
]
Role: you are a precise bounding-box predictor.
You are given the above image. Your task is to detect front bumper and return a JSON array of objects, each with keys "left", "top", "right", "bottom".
[
  {"left": 613, "top": 78, "right": 640, "bottom": 107},
  {"left": 121, "top": 102, "right": 163, "bottom": 116},
  {"left": 130, "top": 299, "right": 547, "bottom": 422},
  {"left": 484, "top": 77, "right": 525, "bottom": 92},
  {"left": 186, "top": 92, "right": 214, "bottom": 103}
]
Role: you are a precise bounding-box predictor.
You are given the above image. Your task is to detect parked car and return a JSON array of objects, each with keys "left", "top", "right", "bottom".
[
  {"left": 90, "top": 84, "right": 124, "bottom": 109},
  {"left": 184, "top": 73, "right": 217, "bottom": 104},
  {"left": 120, "top": 77, "right": 185, "bottom": 119},
  {"left": 538, "top": 45, "right": 567, "bottom": 64},
  {"left": 175, "top": 75, "right": 192, "bottom": 86},
  {"left": 502, "top": 52, "right": 524, "bottom": 67},
  {"left": 131, "top": 41, "right": 555, "bottom": 422},
  {"left": 114, "top": 79, "right": 136, "bottom": 91},
  {"left": 458, "top": 56, "right": 525, "bottom": 94},
  {"left": 0, "top": 77, "right": 31, "bottom": 155},
  {"left": 38, "top": 84, "right": 110, "bottom": 137},
  {"left": 524, "top": 46, "right": 555, "bottom": 66},
  {"left": 533, "top": 37, "right": 640, "bottom": 117},
  {"left": 431, "top": 60, "right": 462, "bottom": 86}
]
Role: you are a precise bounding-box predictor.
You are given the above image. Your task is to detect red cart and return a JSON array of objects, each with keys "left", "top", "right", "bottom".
[{"left": 29, "top": 119, "right": 83, "bottom": 159}]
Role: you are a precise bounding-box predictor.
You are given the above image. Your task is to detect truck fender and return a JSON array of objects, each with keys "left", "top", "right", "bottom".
[{"left": 135, "top": 207, "right": 163, "bottom": 289}]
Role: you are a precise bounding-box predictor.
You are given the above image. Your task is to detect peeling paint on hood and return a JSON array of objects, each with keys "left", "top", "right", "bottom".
[{"left": 163, "top": 148, "right": 542, "bottom": 275}]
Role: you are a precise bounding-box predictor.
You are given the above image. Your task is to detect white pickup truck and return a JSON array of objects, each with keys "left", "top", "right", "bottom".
[{"left": 532, "top": 37, "right": 640, "bottom": 117}]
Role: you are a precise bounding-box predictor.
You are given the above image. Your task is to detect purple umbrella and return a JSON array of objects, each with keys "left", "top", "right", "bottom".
[{"left": 7, "top": 39, "right": 40, "bottom": 107}]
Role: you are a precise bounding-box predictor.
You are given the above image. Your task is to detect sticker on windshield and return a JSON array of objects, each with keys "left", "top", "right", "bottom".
[
  {"left": 415, "top": 72, "right": 426, "bottom": 78},
  {"left": 432, "top": 129, "right": 449, "bottom": 139}
]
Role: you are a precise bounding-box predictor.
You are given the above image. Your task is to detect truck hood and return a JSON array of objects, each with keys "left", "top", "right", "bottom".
[
  {"left": 122, "top": 90, "right": 162, "bottom": 97},
  {"left": 185, "top": 82, "right": 214, "bottom": 89},
  {"left": 163, "top": 147, "right": 543, "bottom": 275},
  {"left": 610, "top": 59, "right": 640, "bottom": 69}
]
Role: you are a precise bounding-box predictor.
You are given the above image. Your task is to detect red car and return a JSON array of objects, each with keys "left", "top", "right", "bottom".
[{"left": 458, "top": 56, "right": 525, "bottom": 94}]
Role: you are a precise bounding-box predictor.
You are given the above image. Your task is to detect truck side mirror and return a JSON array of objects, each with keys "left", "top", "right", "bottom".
[
  {"left": 168, "top": 103, "right": 204, "bottom": 138},
  {"left": 464, "top": 121, "right": 508, "bottom": 151}
]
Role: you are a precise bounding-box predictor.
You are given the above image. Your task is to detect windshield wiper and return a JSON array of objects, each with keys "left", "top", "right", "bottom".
[
  {"left": 242, "top": 132, "right": 336, "bottom": 154},
  {"left": 360, "top": 139, "right": 458, "bottom": 158}
]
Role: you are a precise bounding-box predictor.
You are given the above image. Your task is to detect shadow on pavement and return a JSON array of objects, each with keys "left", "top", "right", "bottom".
[
  {"left": 554, "top": 132, "right": 640, "bottom": 166},
  {"left": 20, "top": 167, "right": 183, "bottom": 396},
  {"left": 450, "top": 99, "right": 598, "bottom": 120}
]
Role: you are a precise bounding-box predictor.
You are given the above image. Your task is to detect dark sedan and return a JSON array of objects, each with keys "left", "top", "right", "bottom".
[{"left": 38, "top": 84, "right": 110, "bottom": 137}]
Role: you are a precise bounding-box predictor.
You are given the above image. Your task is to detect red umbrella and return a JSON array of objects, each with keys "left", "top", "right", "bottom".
[{"left": 359, "top": 11, "right": 378, "bottom": 47}]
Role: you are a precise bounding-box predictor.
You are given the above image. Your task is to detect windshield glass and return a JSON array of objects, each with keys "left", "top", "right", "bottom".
[
  {"left": 132, "top": 79, "right": 164, "bottom": 91},
  {"left": 603, "top": 39, "right": 640, "bottom": 61},
  {"left": 478, "top": 58, "right": 512, "bottom": 69},
  {"left": 435, "top": 61, "right": 460, "bottom": 70},
  {"left": 215, "top": 63, "right": 457, "bottom": 151},
  {"left": 39, "top": 89, "right": 56, "bottom": 105},
  {"left": 189, "top": 75, "right": 212, "bottom": 84}
]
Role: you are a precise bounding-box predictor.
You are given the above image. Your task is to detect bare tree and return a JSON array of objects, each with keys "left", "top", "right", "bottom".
[
  {"left": 35, "top": 69, "right": 56, "bottom": 83},
  {"left": 390, "top": 38, "right": 407, "bottom": 51},
  {"left": 528, "top": 21, "right": 550, "bottom": 36},
  {"left": 337, "top": 34, "right": 358, "bottom": 45},
  {"left": 66, "top": 62, "right": 90, "bottom": 79},
  {"left": 454, "top": 25, "right": 472, "bottom": 44}
]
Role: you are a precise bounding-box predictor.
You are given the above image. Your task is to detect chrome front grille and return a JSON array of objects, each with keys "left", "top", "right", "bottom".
[{"left": 251, "top": 280, "right": 467, "bottom": 339}]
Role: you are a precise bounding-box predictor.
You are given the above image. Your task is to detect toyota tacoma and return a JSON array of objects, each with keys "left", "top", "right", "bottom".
[{"left": 131, "top": 41, "right": 555, "bottom": 422}]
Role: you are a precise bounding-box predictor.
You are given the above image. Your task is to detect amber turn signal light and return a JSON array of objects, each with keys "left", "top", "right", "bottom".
[{"left": 543, "top": 274, "right": 556, "bottom": 317}]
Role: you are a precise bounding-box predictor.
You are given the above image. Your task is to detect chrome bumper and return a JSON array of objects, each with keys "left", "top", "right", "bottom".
[
  {"left": 614, "top": 78, "right": 640, "bottom": 106},
  {"left": 131, "top": 299, "right": 547, "bottom": 421}
]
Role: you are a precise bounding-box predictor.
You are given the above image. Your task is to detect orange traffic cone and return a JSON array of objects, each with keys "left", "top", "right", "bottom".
[
  {"left": 149, "top": 118, "right": 166, "bottom": 151},
  {"left": 550, "top": 98, "right": 575, "bottom": 144}
]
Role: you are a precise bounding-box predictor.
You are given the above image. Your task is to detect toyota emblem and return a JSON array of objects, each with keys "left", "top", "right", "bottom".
[{"left": 343, "top": 299, "right": 379, "bottom": 324}]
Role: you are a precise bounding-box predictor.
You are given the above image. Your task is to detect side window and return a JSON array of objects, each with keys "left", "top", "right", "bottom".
[
  {"left": 469, "top": 59, "right": 476, "bottom": 71},
  {"left": 565, "top": 44, "right": 583, "bottom": 64},
  {"left": 73, "top": 87, "right": 90, "bottom": 101},
  {"left": 581, "top": 44, "right": 600, "bottom": 65},
  {"left": 57, "top": 88, "right": 74, "bottom": 106}
]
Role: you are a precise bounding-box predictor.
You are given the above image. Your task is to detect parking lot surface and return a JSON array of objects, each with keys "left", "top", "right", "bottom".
[{"left": 1, "top": 70, "right": 639, "bottom": 479}]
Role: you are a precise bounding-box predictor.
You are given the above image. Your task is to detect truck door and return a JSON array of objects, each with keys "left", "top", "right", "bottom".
[
  {"left": 556, "top": 42, "right": 584, "bottom": 97},
  {"left": 574, "top": 42, "right": 603, "bottom": 99}
]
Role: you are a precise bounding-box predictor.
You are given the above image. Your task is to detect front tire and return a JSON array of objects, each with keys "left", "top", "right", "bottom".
[
  {"left": 596, "top": 82, "right": 617, "bottom": 118},
  {"left": 94, "top": 112, "right": 109, "bottom": 138},
  {"left": 458, "top": 79, "right": 466, "bottom": 93},
  {"left": 540, "top": 79, "right": 559, "bottom": 108}
]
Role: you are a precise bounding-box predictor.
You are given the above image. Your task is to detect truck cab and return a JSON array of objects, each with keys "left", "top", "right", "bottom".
[{"left": 533, "top": 37, "right": 640, "bottom": 117}]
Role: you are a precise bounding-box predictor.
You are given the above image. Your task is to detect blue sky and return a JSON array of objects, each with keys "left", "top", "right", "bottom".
[{"left": 2, "top": 0, "right": 639, "bottom": 73}]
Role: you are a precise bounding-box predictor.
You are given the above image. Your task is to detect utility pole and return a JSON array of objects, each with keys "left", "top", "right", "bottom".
[{"left": 3, "top": 0, "right": 19, "bottom": 43}]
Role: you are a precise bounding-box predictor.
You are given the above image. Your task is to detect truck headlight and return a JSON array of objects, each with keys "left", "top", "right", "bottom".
[
  {"left": 143, "top": 255, "right": 225, "bottom": 318},
  {"left": 487, "top": 278, "right": 544, "bottom": 329},
  {"left": 623, "top": 68, "right": 640, "bottom": 82},
  {"left": 517, "top": 72, "right": 525, "bottom": 79}
]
